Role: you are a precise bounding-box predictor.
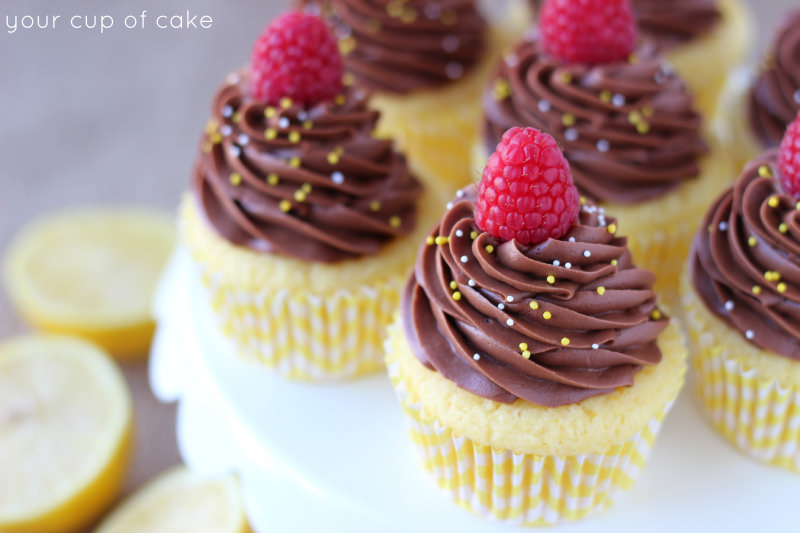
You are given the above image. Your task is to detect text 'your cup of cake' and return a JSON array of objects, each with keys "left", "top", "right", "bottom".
[
  {"left": 387, "top": 126, "right": 688, "bottom": 525},
  {"left": 181, "top": 10, "right": 446, "bottom": 380}
]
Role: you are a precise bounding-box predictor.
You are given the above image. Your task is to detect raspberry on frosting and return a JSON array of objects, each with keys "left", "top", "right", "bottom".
[
  {"left": 475, "top": 127, "right": 580, "bottom": 244},
  {"left": 250, "top": 11, "right": 343, "bottom": 105},
  {"left": 539, "top": 0, "right": 637, "bottom": 65},
  {"left": 778, "top": 111, "right": 800, "bottom": 199}
]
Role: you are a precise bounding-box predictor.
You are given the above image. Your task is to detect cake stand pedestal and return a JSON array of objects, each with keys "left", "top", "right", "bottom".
[{"left": 149, "top": 249, "right": 798, "bottom": 533}]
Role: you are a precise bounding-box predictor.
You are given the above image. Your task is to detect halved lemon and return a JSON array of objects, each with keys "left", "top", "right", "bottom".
[
  {"left": 0, "top": 334, "right": 133, "bottom": 533},
  {"left": 94, "top": 466, "right": 252, "bottom": 533},
  {"left": 2, "top": 207, "right": 175, "bottom": 359}
]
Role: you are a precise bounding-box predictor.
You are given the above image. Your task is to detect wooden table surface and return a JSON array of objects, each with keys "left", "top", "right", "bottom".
[{"left": 0, "top": 0, "right": 794, "bottom": 529}]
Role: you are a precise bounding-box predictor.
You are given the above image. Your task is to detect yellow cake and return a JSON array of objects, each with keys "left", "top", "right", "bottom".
[{"left": 387, "top": 128, "right": 687, "bottom": 524}]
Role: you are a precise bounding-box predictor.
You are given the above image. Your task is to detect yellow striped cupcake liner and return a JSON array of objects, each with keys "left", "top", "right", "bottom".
[
  {"left": 386, "top": 359, "right": 669, "bottom": 525},
  {"left": 198, "top": 264, "right": 404, "bottom": 380},
  {"left": 692, "top": 348, "right": 800, "bottom": 473}
]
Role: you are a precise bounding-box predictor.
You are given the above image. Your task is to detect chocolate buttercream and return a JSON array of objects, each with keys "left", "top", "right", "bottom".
[
  {"left": 748, "top": 10, "right": 800, "bottom": 149},
  {"left": 402, "top": 185, "right": 667, "bottom": 407},
  {"left": 482, "top": 37, "right": 707, "bottom": 204},
  {"left": 690, "top": 150, "right": 800, "bottom": 360},
  {"left": 297, "top": 0, "right": 487, "bottom": 94},
  {"left": 193, "top": 71, "right": 422, "bottom": 262},
  {"left": 529, "top": 0, "right": 721, "bottom": 51}
]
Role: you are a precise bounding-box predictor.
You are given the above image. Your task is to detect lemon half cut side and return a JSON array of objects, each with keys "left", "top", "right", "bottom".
[{"left": 0, "top": 335, "right": 133, "bottom": 533}]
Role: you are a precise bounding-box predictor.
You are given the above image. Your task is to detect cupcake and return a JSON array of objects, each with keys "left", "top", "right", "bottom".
[
  {"left": 477, "top": 0, "right": 732, "bottom": 300},
  {"left": 181, "top": 11, "right": 443, "bottom": 379},
  {"left": 387, "top": 127, "right": 687, "bottom": 524},
  {"left": 295, "top": 0, "right": 514, "bottom": 195},
  {"left": 722, "top": 9, "right": 800, "bottom": 172},
  {"left": 520, "top": 0, "right": 752, "bottom": 120},
  {"left": 682, "top": 112, "right": 800, "bottom": 473}
]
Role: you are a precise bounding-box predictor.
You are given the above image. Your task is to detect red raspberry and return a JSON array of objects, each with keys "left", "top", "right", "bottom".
[
  {"left": 475, "top": 127, "right": 580, "bottom": 244},
  {"left": 250, "top": 11, "right": 343, "bottom": 105},
  {"left": 539, "top": 0, "right": 637, "bottom": 65},
  {"left": 778, "top": 111, "right": 800, "bottom": 199}
]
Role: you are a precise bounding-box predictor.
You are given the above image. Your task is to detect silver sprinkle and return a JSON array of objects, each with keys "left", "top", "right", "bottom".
[
  {"left": 506, "top": 295, "right": 514, "bottom": 302},
  {"left": 220, "top": 124, "right": 233, "bottom": 136},
  {"left": 724, "top": 300, "right": 734, "bottom": 311},
  {"left": 460, "top": 255, "right": 469, "bottom": 263},
  {"left": 455, "top": 229, "right": 464, "bottom": 237},
  {"left": 592, "top": 343, "right": 599, "bottom": 350},
  {"left": 745, "top": 330, "right": 754, "bottom": 340},
  {"left": 229, "top": 145, "right": 242, "bottom": 157},
  {"left": 565, "top": 262, "right": 572, "bottom": 269},
  {"left": 719, "top": 221, "right": 728, "bottom": 232},
  {"left": 612, "top": 94, "right": 626, "bottom": 107},
  {"left": 278, "top": 117, "right": 290, "bottom": 128},
  {"left": 553, "top": 260, "right": 561, "bottom": 266},
  {"left": 221, "top": 105, "right": 234, "bottom": 118},
  {"left": 468, "top": 279, "right": 476, "bottom": 287},
  {"left": 568, "top": 236, "right": 576, "bottom": 242},
  {"left": 597, "top": 139, "right": 610, "bottom": 152},
  {"left": 498, "top": 303, "right": 505, "bottom": 310},
  {"left": 473, "top": 353, "right": 481, "bottom": 360},
  {"left": 237, "top": 133, "right": 250, "bottom": 146},
  {"left": 565, "top": 128, "right": 578, "bottom": 141},
  {"left": 456, "top": 189, "right": 465, "bottom": 197},
  {"left": 583, "top": 250, "right": 591, "bottom": 258},
  {"left": 538, "top": 99, "right": 551, "bottom": 112},
  {"left": 506, "top": 318, "right": 515, "bottom": 326},
  {"left": 331, "top": 171, "right": 344, "bottom": 184}
]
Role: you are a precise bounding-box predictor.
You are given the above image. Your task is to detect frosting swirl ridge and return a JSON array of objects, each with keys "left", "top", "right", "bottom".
[
  {"left": 690, "top": 150, "right": 800, "bottom": 360},
  {"left": 402, "top": 185, "right": 667, "bottom": 407},
  {"left": 482, "top": 38, "right": 707, "bottom": 204},
  {"left": 632, "top": 0, "right": 721, "bottom": 50},
  {"left": 748, "top": 9, "right": 800, "bottom": 149},
  {"left": 299, "top": 0, "right": 487, "bottom": 94},
  {"left": 193, "top": 72, "right": 422, "bottom": 262}
]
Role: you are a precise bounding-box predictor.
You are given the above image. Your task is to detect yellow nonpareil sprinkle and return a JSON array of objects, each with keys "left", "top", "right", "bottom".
[
  {"left": 628, "top": 52, "right": 639, "bottom": 64},
  {"left": 518, "top": 342, "right": 528, "bottom": 351},
  {"left": 201, "top": 142, "right": 212, "bottom": 153},
  {"left": 493, "top": 79, "right": 511, "bottom": 101},
  {"left": 642, "top": 105, "right": 654, "bottom": 117},
  {"left": 562, "top": 113, "right": 576, "bottom": 127},
  {"left": 449, "top": 281, "right": 458, "bottom": 290},
  {"left": 561, "top": 337, "right": 570, "bottom": 346},
  {"left": 599, "top": 90, "right": 611, "bottom": 103},
  {"left": 301, "top": 183, "right": 311, "bottom": 194},
  {"left": 366, "top": 19, "right": 381, "bottom": 33},
  {"left": 470, "top": 231, "right": 478, "bottom": 240},
  {"left": 607, "top": 223, "right": 617, "bottom": 234},
  {"left": 779, "top": 223, "right": 788, "bottom": 234},
  {"left": 280, "top": 97, "right": 292, "bottom": 109},
  {"left": 294, "top": 190, "right": 306, "bottom": 202},
  {"left": 387, "top": 0, "right": 404, "bottom": 17},
  {"left": 389, "top": 216, "right": 401, "bottom": 228},
  {"left": 561, "top": 72, "right": 572, "bottom": 84},
  {"left": 651, "top": 309, "right": 662, "bottom": 320},
  {"left": 426, "top": 236, "right": 435, "bottom": 245},
  {"left": 343, "top": 72, "right": 355, "bottom": 86},
  {"left": 210, "top": 132, "right": 222, "bottom": 144},
  {"left": 289, "top": 157, "right": 301, "bottom": 168},
  {"left": 434, "top": 236, "right": 449, "bottom": 245},
  {"left": 327, "top": 152, "right": 340, "bottom": 165},
  {"left": 546, "top": 275, "right": 556, "bottom": 284},
  {"left": 335, "top": 94, "right": 346, "bottom": 106},
  {"left": 748, "top": 236, "right": 757, "bottom": 247},
  {"left": 768, "top": 195, "right": 780, "bottom": 208},
  {"left": 204, "top": 119, "right": 218, "bottom": 134},
  {"left": 264, "top": 128, "right": 277, "bottom": 140},
  {"left": 265, "top": 107, "right": 276, "bottom": 118},
  {"left": 521, "top": 350, "right": 531, "bottom": 359},
  {"left": 611, "top": 259, "right": 618, "bottom": 266},
  {"left": 279, "top": 200, "right": 291, "bottom": 212},
  {"left": 636, "top": 121, "right": 650, "bottom": 134},
  {"left": 289, "top": 131, "right": 301, "bottom": 143},
  {"left": 543, "top": 311, "right": 552, "bottom": 320},
  {"left": 628, "top": 111, "right": 643, "bottom": 124},
  {"left": 764, "top": 270, "right": 781, "bottom": 282},
  {"left": 529, "top": 301, "right": 539, "bottom": 310},
  {"left": 228, "top": 172, "right": 242, "bottom": 186},
  {"left": 370, "top": 201, "right": 381, "bottom": 212},
  {"left": 452, "top": 291, "right": 462, "bottom": 301},
  {"left": 441, "top": 9, "right": 457, "bottom": 25},
  {"left": 232, "top": 112, "right": 242, "bottom": 124},
  {"left": 752, "top": 285, "right": 762, "bottom": 295},
  {"left": 758, "top": 165, "right": 772, "bottom": 178},
  {"left": 267, "top": 173, "right": 279, "bottom": 185},
  {"left": 597, "top": 286, "right": 606, "bottom": 296},
  {"left": 777, "top": 282, "right": 787, "bottom": 293},
  {"left": 401, "top": 7, "right": 417, "bottom": 23},
  {"left": 580, "top": 196, "right": 587, "bottom": 204},
  {"left": 484, "top": 244, "right": 495, "bottom": 253},
  {"left": 303, "top": 120, "right": 313, "bottom": 130}
]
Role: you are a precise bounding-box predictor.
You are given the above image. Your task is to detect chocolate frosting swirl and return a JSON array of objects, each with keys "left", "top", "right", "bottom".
[
  {"left": 529, "top": 0, "right": 721, "bottom": 51},
  {"left": 482, "top": 37, "right": 707, "bottom": 204},
  {"left": 402, "top": 185, "right": 667, "bottom": 407},
  {"left": 748, "top": 9, "right": 800, "bottom": 149},
  {"left": 192, "top": 71, "right": 422, "bottom": 262},
  {"left": 690, "top": 150, "right": 800, "bottom": 360},
  {"left": 297, "top": 0, "right": 487, "bottom": 94}
]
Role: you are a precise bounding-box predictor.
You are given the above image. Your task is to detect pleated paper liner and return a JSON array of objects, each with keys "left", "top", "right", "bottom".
[
  {"left": 199, "top": 264, "right": 404, "bottom": 380},
  {"left": 681, "top": 271, "right": 800, "bottom": 473}
]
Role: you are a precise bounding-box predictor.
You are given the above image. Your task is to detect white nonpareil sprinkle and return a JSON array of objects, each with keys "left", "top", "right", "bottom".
[
  {"left": 446, "top": 62, "right": 464, "bottom": 79},
  {"left": 457, "top": 189, "right": 465, "bottom": 197},
  {"left": 538, "top": 99, "right": 551, "bottom": 112},
  {"left": 565, "top": 128, "right": 578, "bottom": 141},
  {"left": 220, "top": 125, "right": 233, "bottom": 136},
  {"left": 331, "top": 171, "right": 344, "bottom": 184},
  {"left": 468, "top": 279, "right": 476, "bottom": 287},
  {"left": 592, "top": 343, "right": 599, "bottom": 350},
  {"left": 498, "top": 303, "right": 505, "bottom": 310},
  {"left": 226, "top": 73, "right": 240, "bottom": 85},
  {"left": 455, "top": 229, "right": 464, "bottom": 237},
  {"left": 229, "top": 145, "right": 242, "bottom": 157},
  {"left": 565, "top": 262, "right": 572, "bottom": 269},
  {"left": 597, "top": 139, "right": 610, "bottom": 152},
  {"left": 612, "top": 94, "right": 625, "bottom": 107},
  {"left": 719, "top": 221, "right": 728, "bottom": 231},
  {"left": 553, "top": 260, "right": 561, "bottom": 266},
  {"left": 795, "top": 89, "right": 800, "bottom": 105},
  {"left": 505, "top": 53, "right": 519, "bottom": 67},
  {"left": 745, "top": 330, "right": 754, "bottom": 340},
  {"left": 568, "top": 236, "right": 576, "bottom": 242},
  {"left": 446, "top": 202, "right": 454, "bottom": 210},
  {"left": 473, "top": 353, "right": 481, "bottom": 360},
  {"left": 506, "top": 318, "right": 515, "bottom": 326},
  {"left": 506, "top": 295, "right": 514, "bottom": 302},
  {"left": 222, "top": 105, "right": 234, "bottom": 118},
  {"left": 724, "top": 300, "right": 734, "bottom": 311},
  {"left": 297, "top": 110, "right": 309, "bottom": 121},
  {"left": 442, "top": 35, "right": 459, "bottom": 52},
  {"left": 460, "top": 255, "right": 468, "bottom": 263},
  {"left": 278, "top": 117, "right": 290, "bottom": 128},
  {"left": 425, "top": 3, "right": 441, "bottom": 18},
  {"left": 237, "top": 133, "right": 250, "bottom": 146},
  {"left": 583, "top": 250, "right": 591, "bottom": 258}
]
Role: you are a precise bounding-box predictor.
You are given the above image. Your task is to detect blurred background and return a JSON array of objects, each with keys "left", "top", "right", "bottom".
[{"left": 0, "top": 0, "right": 796, "bottom": 524}]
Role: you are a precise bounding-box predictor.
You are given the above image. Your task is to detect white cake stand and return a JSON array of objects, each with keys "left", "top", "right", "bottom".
[{"left": 149, "top": 249, "right": 798, "bottom": 533}]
